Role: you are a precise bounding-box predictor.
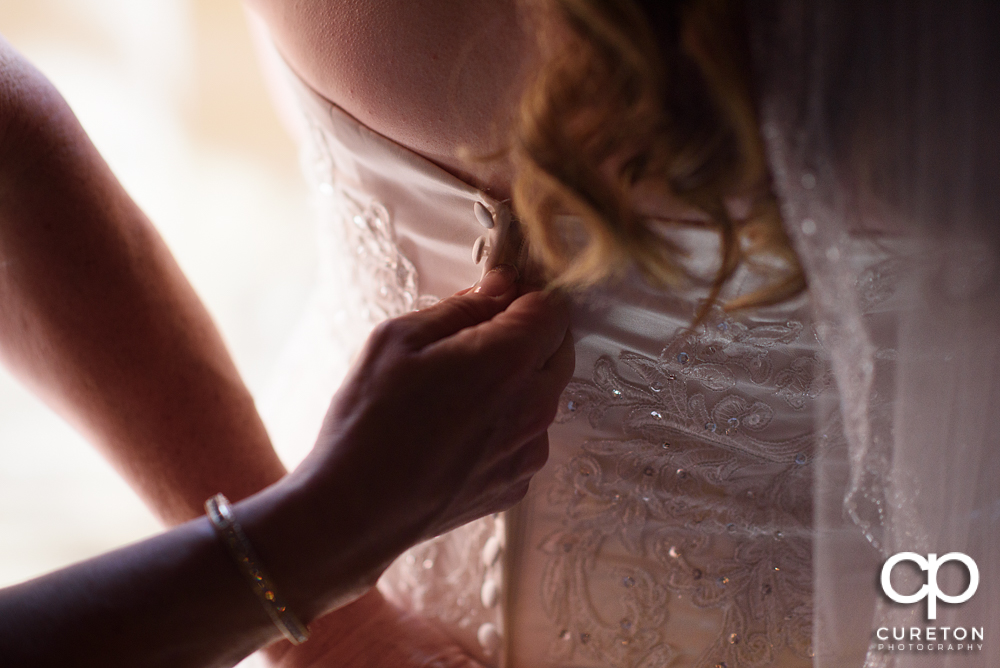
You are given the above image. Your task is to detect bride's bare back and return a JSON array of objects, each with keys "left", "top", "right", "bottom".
[{"left": 246, "top": 0, "right": 530, "bottom": 198}]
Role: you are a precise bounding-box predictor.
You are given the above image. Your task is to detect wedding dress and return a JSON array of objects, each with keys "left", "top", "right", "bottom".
[{"left": 257, "top": 2, "right": 1000, "bottom": 666}]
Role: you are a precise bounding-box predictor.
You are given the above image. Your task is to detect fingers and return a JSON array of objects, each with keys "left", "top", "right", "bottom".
[
  {"left": 521, "top": 340, "right": 573, "bottom": 428},
  {"left": 474, "top": 264, "right": 520, "bottom": 297},
  {"left": 461, "top": 433, "right": 548, "bottom": 520},
  {"left": 417, "top": 289, "right": 572, "bottom": 445},
  {"left": 437, "top": 479, "right": 531, "bottom": 535},
  {"left": 479, "top": 288, "right": 572, "bottom": 370},
  {"left": 333, "top": 270, "right": 572, "bottom": 546},
  {"left": 393, "top": 265, "right": 520, "bottom": 349},
  {"left": 476, "top": 410, "right": 552, "bottom": 469},
  {"left": 510, "top": 432, "right": 549, "bottom": 478},
  {"left": 543, "top": 328, "right": 576, "bottom": 382},
  {"left": 462, "top": 432, "right": 546, "bottom": 510}
]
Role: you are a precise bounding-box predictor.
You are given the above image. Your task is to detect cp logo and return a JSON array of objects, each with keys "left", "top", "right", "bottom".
[{"left": 881, "top": 552, "right": 979, "bottom": 620}]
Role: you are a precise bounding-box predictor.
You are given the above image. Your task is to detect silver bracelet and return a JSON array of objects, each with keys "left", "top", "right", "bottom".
[{"left": 205, "top": 493, "right": 310, "bottom": 645}]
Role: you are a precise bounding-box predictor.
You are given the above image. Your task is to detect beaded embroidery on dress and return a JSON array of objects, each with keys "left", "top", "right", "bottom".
[{"left": 538, "top": 302, "right": 829, "bottom": 668}]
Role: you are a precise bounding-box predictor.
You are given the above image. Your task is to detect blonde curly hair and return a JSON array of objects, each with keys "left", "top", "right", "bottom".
[{"left": 510, "top": 0, "right": 804, "bottom": 317}]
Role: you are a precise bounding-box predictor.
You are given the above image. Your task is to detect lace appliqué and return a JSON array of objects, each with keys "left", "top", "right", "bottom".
[
  {"left": 339, "top": 196, "right": 440, "bottom": 320},
  {"left": 559, "top": 312, "right": 831, "bottom": 452},
  {"left": 544, "top": 316, "right": 829, "bottom": 667},
  {"left": 305, "top": 118, "right": 439, "bottom": 324}
]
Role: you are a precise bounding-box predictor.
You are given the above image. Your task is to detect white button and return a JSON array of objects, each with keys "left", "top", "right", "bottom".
[
  {"left": 482, "top": 536, "right": 501, "bottom": 567},
  {"left": 477, "top": 623, "right": 502, "bottom": 654},
  {"left": 472, "top": 235, "right": 488, "bottom": 264},
  {"left": 493, "top": 517, "right": 505, "bottom": 546},
  {"left": 481, "top": 579, "right": 499, "bottom": 607},
  {"left": 474, "top": 202, "right": 495, "bottom": 229}
]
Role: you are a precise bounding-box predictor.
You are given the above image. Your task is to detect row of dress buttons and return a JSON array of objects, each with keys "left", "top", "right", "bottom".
[
  {"left": 468, "top": 202, "right": 506, "bottom": 656},
  {"left": 477, "top": 516, "right": 505, "bottom": 655},
  {"left": 472, "top": 202, "right": 495, "bottom": 265}
]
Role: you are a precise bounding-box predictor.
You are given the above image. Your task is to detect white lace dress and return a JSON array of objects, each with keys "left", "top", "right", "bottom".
[{"left": 258, "top": 49, "right": 897, "bottom": 668}]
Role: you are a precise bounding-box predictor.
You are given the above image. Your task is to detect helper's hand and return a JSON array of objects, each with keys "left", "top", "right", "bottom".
[{"left": 286, "top": 265, "right": 574, "bottom": 600}]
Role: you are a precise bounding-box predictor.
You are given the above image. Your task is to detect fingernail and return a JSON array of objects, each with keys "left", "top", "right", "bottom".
[{"left": 474, "top": 264, "right": 519, "bottom": 296}]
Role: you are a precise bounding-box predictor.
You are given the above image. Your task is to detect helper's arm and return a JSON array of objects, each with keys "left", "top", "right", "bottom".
[{"left": 0, "top": 36, "right": 285, "bottom": 525}]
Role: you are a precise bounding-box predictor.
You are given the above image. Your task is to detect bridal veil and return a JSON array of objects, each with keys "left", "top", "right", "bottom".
[{"left": 750, "top": 1, "right": 1000, "bottom": 665}]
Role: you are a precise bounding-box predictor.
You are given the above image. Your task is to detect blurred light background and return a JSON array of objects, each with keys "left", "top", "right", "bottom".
[{"left": 0, "top": 0, "right": 316, "bottom": 612}]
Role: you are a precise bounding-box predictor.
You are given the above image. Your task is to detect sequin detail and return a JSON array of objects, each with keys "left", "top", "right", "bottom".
[{"left": 544, "top": 313, "right": 826, "bottom": 666}]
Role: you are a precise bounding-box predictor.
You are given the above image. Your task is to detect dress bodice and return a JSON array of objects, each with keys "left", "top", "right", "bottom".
[{"left": 263, "top": 49, "right": 892, "bottom": 668}]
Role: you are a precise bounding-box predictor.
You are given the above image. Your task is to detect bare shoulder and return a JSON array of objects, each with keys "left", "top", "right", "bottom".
[{"left": 243, "top": 0, "right": 532, "bottom": 195}]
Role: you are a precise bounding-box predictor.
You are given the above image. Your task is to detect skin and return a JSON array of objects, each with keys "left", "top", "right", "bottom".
[
  {"left": 245, "top": 0, "right": 530, "bottom": 199},
  {"left": 0, "top": 30, "right": 574, "bottom": 667}
]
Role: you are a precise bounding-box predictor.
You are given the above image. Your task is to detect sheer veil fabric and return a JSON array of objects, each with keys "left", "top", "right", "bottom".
[{"left": 750, "top": 2, "right": 1000, "bottom": 665}]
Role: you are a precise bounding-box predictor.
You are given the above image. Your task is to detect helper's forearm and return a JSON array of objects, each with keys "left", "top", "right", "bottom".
[
  {"left": 0, "top": 40, "right": 390, "bottom": 663},
  {"left": 0, "top": 476, "right": 376, "bottom": 668},
  {"left": 0, "top": 38, "right": 285, "bottom": 525},
  {"left": 0, "top": 510, "right": 276, "bottom": 668}
]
